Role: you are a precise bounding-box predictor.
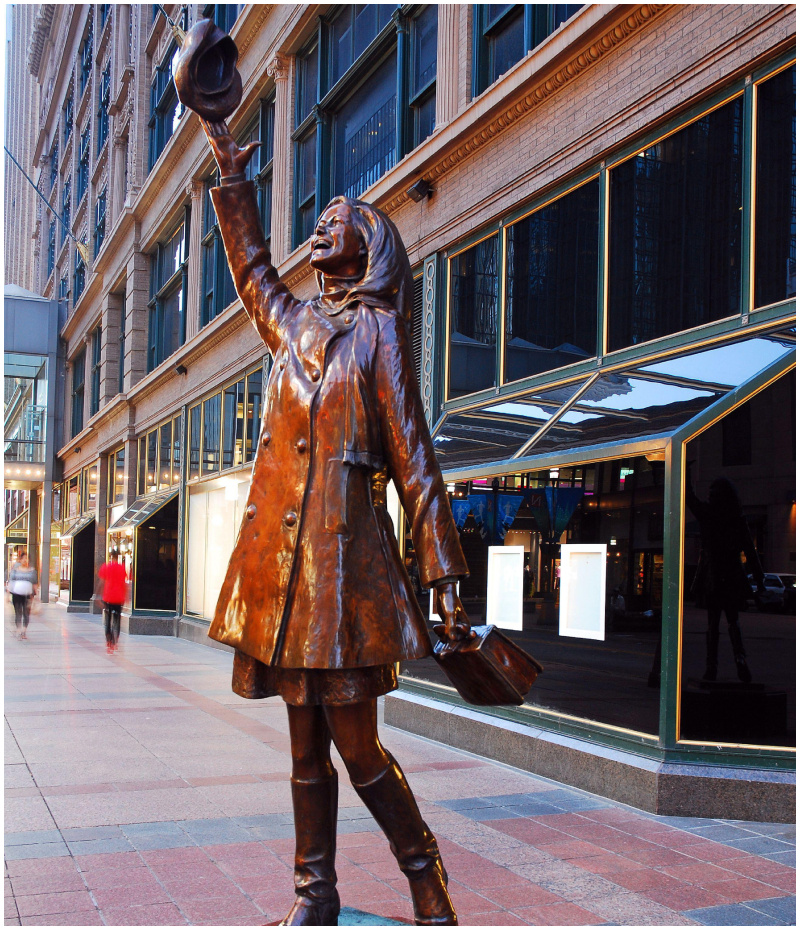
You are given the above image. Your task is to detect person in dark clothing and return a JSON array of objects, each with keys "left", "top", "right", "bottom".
[
  {"left": 7, "top": 555, "right": 37, "bottom": 639},
  {"left": 686, "top": 472, "right": 764, "bottom": 683}
]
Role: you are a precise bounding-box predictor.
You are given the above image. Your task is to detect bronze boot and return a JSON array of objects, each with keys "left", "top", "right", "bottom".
[
  {"left": 280, "top": 773, "right": 340, "bottom": 927},
  {"left": 352, "top": 757, "right": 457, "bottom": 926}
]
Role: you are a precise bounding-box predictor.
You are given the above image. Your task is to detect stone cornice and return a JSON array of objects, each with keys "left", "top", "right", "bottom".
[
  {"left": 379, "top": 4, "right": 668, "bottom": 215},
  {"left": 27, "top": 4, "right": 56, "bottom": 77}
]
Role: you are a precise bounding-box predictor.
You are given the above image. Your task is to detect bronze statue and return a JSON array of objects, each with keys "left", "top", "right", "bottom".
[{"left": 195, "top": 113, "right": 473, "bottom": 927}]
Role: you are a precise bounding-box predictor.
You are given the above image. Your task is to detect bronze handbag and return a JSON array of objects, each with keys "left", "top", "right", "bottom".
[{"left": 432, "top": 624, "right": 543, "bottom": 706}]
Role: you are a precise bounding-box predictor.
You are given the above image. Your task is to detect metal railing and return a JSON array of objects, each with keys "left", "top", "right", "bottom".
[{"left": 4, "top": 440, "right": 46, "bottom": 463}]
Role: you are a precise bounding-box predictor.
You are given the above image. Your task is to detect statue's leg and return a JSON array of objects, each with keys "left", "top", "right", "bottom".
[
  {"left": 325, "top": 700, "right": 457, "bottom": 926},
  {"left": 280, "top": 703, "right": 340, "bottom": 927}
]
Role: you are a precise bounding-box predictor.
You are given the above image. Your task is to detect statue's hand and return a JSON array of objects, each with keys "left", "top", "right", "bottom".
[
  {"left": 201, "top": 118, "right": 260, "bottom": 179},
  {"left": 433, "top": 581, "right": 475, "bottom": 648}
]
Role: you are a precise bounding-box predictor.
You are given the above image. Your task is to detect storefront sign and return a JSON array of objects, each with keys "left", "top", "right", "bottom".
[
  {"left": 486, "top": 545, "right": 525, "bottom": 631},
  {"left": 559, "top": 544, "right": 607, "bottom": 641}
]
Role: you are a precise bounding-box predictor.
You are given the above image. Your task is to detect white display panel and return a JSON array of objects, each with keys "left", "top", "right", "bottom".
[
  {"left": 559, "top": 544, "right": 607, "bottom": 640},
  {"left": 486, "top": 545, "right": 525, "bottom": 631},
  {"left": 429, "top": 580, "right": 459, "bottom": 624}
]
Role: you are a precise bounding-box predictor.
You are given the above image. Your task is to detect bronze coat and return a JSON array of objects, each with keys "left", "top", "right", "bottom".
[{"left": 207, "top": 181, "right": 468, "bottom": 670}]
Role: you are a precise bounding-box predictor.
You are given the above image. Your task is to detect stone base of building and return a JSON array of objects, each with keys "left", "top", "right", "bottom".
[
  {"left": 384, "top": 690, "right": 795, "bottom": 823},
  {"left": 177, "top": 616, "right": 232, "bottom": 652},
  {"left": 120, "top": 612, "right": 176, "bottom": 636}
]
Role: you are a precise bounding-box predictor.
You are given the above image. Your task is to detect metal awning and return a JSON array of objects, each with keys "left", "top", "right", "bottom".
[
  {"left": 5, "top": 509, "right": 29, "bottom": 542},
  {"left": 60, "top": 512, "right": 95, "bottom": 540},
  {"left": 433, "top": 329, "right": 796, "bottom": 475},
  {"left": 108, "top": 488, "right": 178, "bottom": 533}
]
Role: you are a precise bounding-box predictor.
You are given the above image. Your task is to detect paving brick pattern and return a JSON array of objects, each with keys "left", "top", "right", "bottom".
[{"left": 5, "top": 606, "right": 795, "bottom": 926}]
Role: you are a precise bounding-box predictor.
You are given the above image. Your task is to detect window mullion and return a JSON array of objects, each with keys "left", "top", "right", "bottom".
[{"left": 395, "top": 11, "right": 410, "bottom": 162}]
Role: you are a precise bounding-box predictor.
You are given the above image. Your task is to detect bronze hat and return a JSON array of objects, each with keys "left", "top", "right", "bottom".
[{"left": 174, "top": 18, "right": 242, "bottom": 122}]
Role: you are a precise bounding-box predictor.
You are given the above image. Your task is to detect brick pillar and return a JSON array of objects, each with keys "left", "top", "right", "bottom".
[
  {"left": 100, "top": 291, "right": 123, "bottom": 404},
  {"left": 123, "top": 251, "right": 149, "bottom": 391},
  {"left": 435, "top": 5, "right": 462, "bottom": 127},
  {"left": 91, "top": 453, "right": 110, "bottom": 613},
  {"left": 184, "top": 179, "right": 204, "bottom": 342},
  {"left": 266, "top": 54, "right": 291, "bottom": 265}
]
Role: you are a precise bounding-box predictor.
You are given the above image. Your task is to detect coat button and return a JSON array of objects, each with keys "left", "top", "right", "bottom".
[
  {"left": 344, "top": 313, "right": 354, "bottom": 324},
  {"left": 284, "top": 511, "right": 297, "bottom": 527},
  {"left": 261, "top": 431, "right": 271, "bottom": 447},
  {"left": 311, "top": 368, "right": 321, "bottom": 382},
  {"left": 246, "top": 504, "right": 257, "bottom": 520},
  {"left": 296, "top": 438, "right": 307, "bottom": 453}
]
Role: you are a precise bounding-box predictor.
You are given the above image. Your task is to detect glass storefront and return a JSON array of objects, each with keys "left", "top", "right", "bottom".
[{"left": 680, "top": 370, "right": 795, "bottom": 747}]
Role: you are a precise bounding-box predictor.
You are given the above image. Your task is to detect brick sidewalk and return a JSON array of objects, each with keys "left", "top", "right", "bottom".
[{"left": 5, "top": 603, "right": 796, "bottom": 926}]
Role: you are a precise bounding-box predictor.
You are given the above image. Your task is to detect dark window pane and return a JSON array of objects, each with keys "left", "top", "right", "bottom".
[
  {"left": 722, "top": 402, "right": 752, "bottom": 466},
  {"left": 158, "top": 422, "right": 172, "bottom": 490},
  {"left": 298, "top": 129, "right": 316, "bottom": 205},
  {"left": 161, "top": 285, "right": 183, "bottom": 360},
  {"left": 297, "top": 44, "right": 318, "bottom": 122},
  {"left": 245, "top": 369, "right": 263, "bottom": 462},
  {"left": 138, "top": 436, "right": 146, "bottom": 495},
  {"left": 222, "top": 379, "right": 245, "bottom": 469},
  {"left": 189, "top": 405, "right": 201, "bottom": 481},
  {"left": 353, "top": 4, "right": 378, "bottom": 60},
  {"left": 412, "top": 90, "right": 436, "bottom": 148},
  {"left": 203, "top": 394, "right": 221, "bottom": 475},
  {"left": 489, "top": 7, "right": 524, "bottom": 84},
  {"left": 681, "top": 371, "right": 795, "bottom": 747},
  {"left": 608, "top": 97, "right": 743, "bottom": 351},
  {"left": 552, "top": 4, "right": 581, "bottom": 31},
  {"left": 334, "top": 52, "right": 397, "bottom": 199},
  {"left": 505, "top": 178, "right": 599, "bottom": 382},
  {"left": 412, "top": 6, "right": 437, "bottom": 97},
  {"left": 146, "top": 430, "right": 158, "bottom": 493},
  {"left": 754, "top": 65, "right": 796, "bottom": 308},
  {"left": 448, "top": 235, "right": 499, "bottom": 398},
  {"left": 330, "top": 7, "right": 353, "bottom": 85}
]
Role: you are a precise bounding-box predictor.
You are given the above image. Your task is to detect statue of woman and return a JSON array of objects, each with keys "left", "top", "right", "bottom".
[{"left": 200, "top": 119, "right": 472, "bottom": 926}]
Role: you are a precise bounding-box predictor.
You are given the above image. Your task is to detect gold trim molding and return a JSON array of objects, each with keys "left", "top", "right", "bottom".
[{"left": 381, "top": 4, "right": 668, "bottom": 215}]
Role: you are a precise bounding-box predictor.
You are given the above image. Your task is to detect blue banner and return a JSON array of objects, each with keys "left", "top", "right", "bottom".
[
  {"left": 545, "top": 486, "right": 584, "bottom": 541},
  {"left": 525, "top": 489, "right": 551, "bottom": 539},
  {"left": 468, "top": 494, "right": 490, "bottom": 541},
  {"left": 450, "top": 498, "right": 471, "bottom": 530},
  {"left": 496, "top": 494, "right": 523, "bottom": 540}
]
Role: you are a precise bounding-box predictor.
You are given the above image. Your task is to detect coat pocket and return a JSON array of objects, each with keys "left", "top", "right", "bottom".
[{"left": 324, "top": 459, "right": 351, "bottom": 535}]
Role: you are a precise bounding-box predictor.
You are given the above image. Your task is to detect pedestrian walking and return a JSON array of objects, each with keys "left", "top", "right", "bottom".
[
  {"left": 97, "top": 551, "right": 127, "bottom": 653},
  {"left": 7, "top": 555, "right": 37, "bottom": 639}
]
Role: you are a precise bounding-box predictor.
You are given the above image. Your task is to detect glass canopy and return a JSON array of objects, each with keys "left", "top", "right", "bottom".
[
  {"left": 107, "top": 488, "right": 178, "bottom": 532},
  {"left": 60, "top": 512, "right": 95, "bottom": 540},
  {"left": 432, "top": 330, "right": 796, "bottom": 472}
]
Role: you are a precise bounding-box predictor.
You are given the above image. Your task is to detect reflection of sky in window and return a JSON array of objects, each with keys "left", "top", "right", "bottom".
[
  {"left": 638, "top": 339, "right": 793, "bottom": 386},
  {"left": 485, "top": 402, "right": 552, "bottom": 421},
  {"left": 558, "top": 408, "right": 603, "bottom": 423},
  {"left": 580, "top": 378, "right": 715, "bottom": 411}
]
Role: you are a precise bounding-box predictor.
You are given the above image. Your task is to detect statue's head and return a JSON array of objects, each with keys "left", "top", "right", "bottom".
[{"left": 311, "top": 196, "right": 413, "bottom": 328}]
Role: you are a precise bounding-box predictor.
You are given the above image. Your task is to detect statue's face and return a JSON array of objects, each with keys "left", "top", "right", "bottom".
[{"left": 310, "top": 204, "right": 366, "bottom": 278}]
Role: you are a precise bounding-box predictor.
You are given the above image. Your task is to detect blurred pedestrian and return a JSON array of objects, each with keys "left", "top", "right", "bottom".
[
  {"left": 7, "top": 555, "right": 37, "bottom": 639},
  {"left": 98, "top": 551, "right": 127, "bottom": 653}
]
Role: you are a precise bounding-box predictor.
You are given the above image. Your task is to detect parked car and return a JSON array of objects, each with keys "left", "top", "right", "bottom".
[
  {"left": 750, "top": 573, "right": 794, "bottom": 611},
  {"left": 775, "top": 573, "right": 796, "bottom": 614}
]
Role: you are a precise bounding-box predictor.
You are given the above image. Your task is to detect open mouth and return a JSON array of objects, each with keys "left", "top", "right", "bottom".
[{"left": 312, "top": 237, "right": 332, "bottom": 252}]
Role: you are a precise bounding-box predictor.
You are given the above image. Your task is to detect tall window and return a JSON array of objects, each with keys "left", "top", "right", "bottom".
[
  {"left": 136, "top": 416, "right": 182, "bottom": 495},
  {"left": 71, "top": 350, "right": 85, "bottom": 437},
  {"left": 99, "top": 3, "right": 110, "bottom": 29},
  {"left": 203, "top": 4, "right": 240, "bottom": 31},
  {"left": 97, "top": 61, "right": 111, "bottom": 153},
  {"left": 505, "top": 178, "right": 599, "bottom": 382},
  {"left": 109, "top": 446, "right": 125, "bottom": 504},
  {"left": 148, "top": 217, "right": 188, "bottom": 370},
  {"left": 201, "top": 101, "right": 274, "bottom": 325},
  {"left": 49, "top": 139, "right": 58, "bottom": 192},
  {"left": 410, "top": 5, "right": 438, "bottom": 147},
  {"left": 608, "top": 96, "right": 743, "bottom": 351},
  {"left": 149, "top": 42, "right": 183, "bottom": 170},
  {"left": 94, "top": 188, "right": 107, "bottom": 255},
  {"left": 77, "top": 126, "right": 90, "bottom": 203},
  {"left": 202, "top": 393, "right": 222, "bottom": 475},
  {"left": 79, "top": 17, "right": 93, "bottom": 97},
  {"left": 90, "top": 325, "right": 102, "bottom": 416},
  {"left": 63, "top": 91, "right": 74, "bottom": 145},
  {"left": 473, "top": 4, "right": 582, "bottom": 97},
  {"left": 754, "top": 64, "right": 796, "bottom": 308},
  {"left": 448, "top": 235, "right": 499, "bottom": 398},
  {"left": 47, "top": 222, "right": 56, "bottom": 278},
  {"left": 73, "top": 243, "right": 86, "bottom": 303},
  {"left": 59, "top": 276, "right": 69, "bottom": 303},
  {"left": 61, "top": 179, "right": 71, "bottom": 245},
  {"left": 292, "top": 5, "right": 437, "bottom": 248},
  {"left": 245, "top": 367, "right": 263, "bottom": 462}
]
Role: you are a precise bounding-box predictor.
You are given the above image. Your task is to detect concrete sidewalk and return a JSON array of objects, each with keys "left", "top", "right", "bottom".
[{"left": 5, "top": 602, "right": 796, "bottom": 927}]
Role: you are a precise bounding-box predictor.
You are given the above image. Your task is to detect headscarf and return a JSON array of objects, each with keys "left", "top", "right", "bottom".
[{"left": 314, "top": 196, "right": 414, "bottom": 332}]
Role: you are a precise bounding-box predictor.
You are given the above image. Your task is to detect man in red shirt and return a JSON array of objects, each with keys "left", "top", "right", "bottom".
[{"left": 98, "top": 552, "right": 127, "bottom": 653}]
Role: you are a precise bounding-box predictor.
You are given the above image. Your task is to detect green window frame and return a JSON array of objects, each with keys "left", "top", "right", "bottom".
[
  {"left": 148, "top": 213, "right": 189, "bottom": 371},
  {"left": 89, "top": 325, "right": 101, "bottom": 417},
  {"left": 97, "top": 60, "right": 111, "bottom": 154},
  {"left": 472, "top": 4, "right": 583, "bottom": 98},
  {"left": 148, "top": 30, "right": 185, "bottom": 172},
  {"left": 70, "top": 349, "right": 85, "bottom": 438},
  {"left": 292, "top": 5, "right": 438, "bottom": 249},
  {"left": 76, "top": 125, "right": 90, "bottom": 204}
]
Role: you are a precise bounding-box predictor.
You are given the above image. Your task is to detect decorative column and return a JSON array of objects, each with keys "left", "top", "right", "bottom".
[
  {"left": 435, "top": 4, "right": 462, "bottom": 128},
  {"left": 124, "top": 250, "right": 150, "bottom": 392},
  {"left": 184, "top": 179, "right": 204, "bottom": 341},
  {"left": 266, "top": 54, "right": 291, "bottom": 266},
  {"left": 100, "top": 291, "right": 123, "bottom": 405}
]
